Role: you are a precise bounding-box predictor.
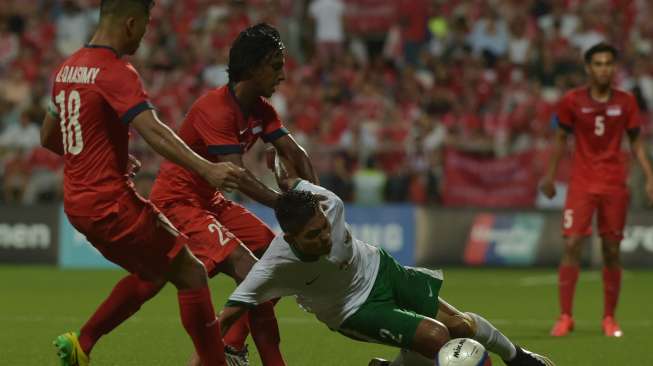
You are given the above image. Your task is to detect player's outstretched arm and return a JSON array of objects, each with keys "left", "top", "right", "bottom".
[
  {"left": 217, "top": 152, "right": 281, "bottom": 207},
  {"left": 629, "top": 131, "right": 653, "bottom": 204},
  {"left": 272, "top": 134, "right": 319, "bottom": 184},
  {"left": 132, "top": 110, "right": 244, "bottom": 191},
  {"left": 40, "top": 111, "right": 64, "bottom": 155},
  {"left": 540, "top": 128, "right": 568, "bottom": 199},
  {"left": 266, "top": 147, "right": 300, "bottom": 192}
]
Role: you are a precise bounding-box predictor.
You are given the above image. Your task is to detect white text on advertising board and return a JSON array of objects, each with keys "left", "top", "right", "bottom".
[
  {"left": 622, "top": 226, "right": 653, "bottom": 253},
  {"left": 0, "top": 223, "right": 51, "bottom": 249},
  {"left": 350, "top": 224, "right": 403, "bottom": 252}
]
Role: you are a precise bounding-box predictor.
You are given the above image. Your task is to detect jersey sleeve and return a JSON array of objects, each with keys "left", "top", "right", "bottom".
[
  {"left": 553, "top": 94, "right": 574, "bottom": 133},
  {"left": 259, "top": 100, "right": 289, "bottom": 143},
  {"left": 97, "top": 62, "right": 154, "bottom": 123},
  {"left": 226, "top": 258, "right": 291, "bottom": 307},
  {"left": 190, "top": 102, "right": 244, "bottom": 155},
  {"left": 626, "top": 94, "right": 641, "bottom": 131}
]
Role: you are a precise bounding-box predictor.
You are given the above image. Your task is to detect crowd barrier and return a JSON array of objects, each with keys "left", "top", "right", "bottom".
[{"left": 1, "top": 204, "right": 652, "bottom": 268}]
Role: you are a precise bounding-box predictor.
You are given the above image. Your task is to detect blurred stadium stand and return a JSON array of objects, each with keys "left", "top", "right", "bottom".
[{"left": 1, "top": 0, "right": 652, "bottom": 208}]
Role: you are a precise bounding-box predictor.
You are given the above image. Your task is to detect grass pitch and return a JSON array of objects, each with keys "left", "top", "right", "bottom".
[{"left": 2, "top": 266, "right": 651, "bottom": 365}]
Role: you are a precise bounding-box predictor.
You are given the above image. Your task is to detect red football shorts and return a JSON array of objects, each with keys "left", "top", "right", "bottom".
[
  {"left": 67, "top": 190, "right": 187, "bottom": 281},
  {"left": 157, "top": 199, "right": 275, "bottom": 276},
  {"left": 562, "top": 187, "right": 629, "bottom": 241}
]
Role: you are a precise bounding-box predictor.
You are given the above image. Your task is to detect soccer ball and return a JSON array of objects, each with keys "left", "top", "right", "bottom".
[{"left": 436, "top": 338, "right": 492, "bottom": 366}]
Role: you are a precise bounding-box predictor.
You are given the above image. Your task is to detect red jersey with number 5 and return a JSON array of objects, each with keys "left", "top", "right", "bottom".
[
  {"left": 51, "top": 45, "right": 154, "bottom": 216},
  {"left": 554, "top": 87, "right": 640, "bottom": 193}
]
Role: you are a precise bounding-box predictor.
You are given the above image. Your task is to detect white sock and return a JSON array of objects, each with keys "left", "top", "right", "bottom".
[
  {"left": 390, "top": 349, "right": 432, "bottom": 366},
  {"left": 467, "top": 312, "right": 517, "bottom": 361}
]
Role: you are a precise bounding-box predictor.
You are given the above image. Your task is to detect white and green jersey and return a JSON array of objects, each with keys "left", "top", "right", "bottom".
[{"left": 227, "top": 180, "right": 381, "bottom": 329}]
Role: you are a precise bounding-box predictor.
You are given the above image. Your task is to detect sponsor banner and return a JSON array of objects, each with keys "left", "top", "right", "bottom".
[
  {"left": 416, "top": 208, "right": 578, "bottom": 267},
  {"left": 246, "top": 203, "right": 416, "bottom": 266},
  {"left": 58, "top": 206, "right": 118, "bottom": 269},
  {"left": 442, "top": 149, "right": 539, "bottom": 208},
  {"left": 464, "top": 213, "right": 544, "bottom": 266},
  {"left": 0, "top": 205, "right": 59, "bottom": 264},
  {"left": 416, "top": 208, "right": 653, "bottom": 268}
]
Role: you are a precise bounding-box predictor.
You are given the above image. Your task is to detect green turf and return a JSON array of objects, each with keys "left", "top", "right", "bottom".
[{"left": 1, "top": 266, "right": 651, "bottom": 365}]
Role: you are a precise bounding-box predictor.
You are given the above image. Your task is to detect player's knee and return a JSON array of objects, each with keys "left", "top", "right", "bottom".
[
  {"left": 168, "top": 249, "right": 208, "bottom": 289},
  {"left": 601, "top": 243, "right": 621, "bottom": 267},
  {"left": 446, "top": 312, "right": 476, "bottom": 339},
  {"left": 228, "top": 245, "right": 258, "bottom": 283},
  {"left": 413, "top": 319, "right": 450, "bottom": 359},
  {"left": 564, "top": 237, "right": 583, "bottom": 252}
]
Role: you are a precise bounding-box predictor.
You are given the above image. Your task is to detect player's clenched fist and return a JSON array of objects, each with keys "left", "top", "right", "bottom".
[
  {"left": 539, "top": 178, "right": 556, "bottom": 199},
  {"left": 127, "top": 154, "right": 141, "bottom": 178},
  {"left": 202, "top": 162, "right": 245, "bottom": 192}
]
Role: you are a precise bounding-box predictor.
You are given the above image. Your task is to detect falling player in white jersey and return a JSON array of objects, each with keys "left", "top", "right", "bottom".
[{"left": 190, "top": 151, "right": 555, "bottom": 366}]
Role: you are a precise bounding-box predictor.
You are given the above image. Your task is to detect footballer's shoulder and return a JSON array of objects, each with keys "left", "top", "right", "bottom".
[
  {"left": 562, "top": 86, "right": 588, "bottom": 101},
  {"left": 611, "top": 87, "right": 636, "bottom": 101}
]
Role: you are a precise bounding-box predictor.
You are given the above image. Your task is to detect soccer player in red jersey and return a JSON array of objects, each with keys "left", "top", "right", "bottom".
[
  {"left": 41, "top": 1, "right": 245, "bottom": 365},
  {"left": 59, "top": 23, "right": 317, "bottom": 366},
  {"left": 540, "top": 43, "right": 653, "bottom": 337},
  {"left": 149, "top": 23, "right": 318, "bottom": 365}
]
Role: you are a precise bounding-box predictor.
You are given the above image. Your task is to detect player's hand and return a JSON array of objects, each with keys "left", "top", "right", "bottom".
[
  {"left": 645, "top": 179, "right": 653, "bottom": 206},
  {"left": 316, "top": 194, "right": 329, "bottom": 211},
  {"left": 539, "top": 178, "right": 556, "bottom": 199},
  {"left": 267, "top": 147, "right": 299, "bottom": 191},
  {"left": 127, "top": 154, "right": 141, "bottom": 178},
  {"left": 203, "top": 162, "right": 245, "bottom": 192}
]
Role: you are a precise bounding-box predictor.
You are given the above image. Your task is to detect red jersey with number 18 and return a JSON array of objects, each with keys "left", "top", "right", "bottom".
[
  {"left": 51, "top": 45, "right": 154, "bottom": 216},
  {"left": 554, "top": 87, "right": 640, "bottom": 193}
]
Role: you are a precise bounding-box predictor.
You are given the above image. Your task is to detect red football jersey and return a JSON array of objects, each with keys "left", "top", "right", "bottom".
[
  {"left": 51, "top": 45, "right": 153, "bottom": 216},
  {"left": 150, "top": 85, "right": 287, "bottom": 204},
  {"left": 555, "top": 86, "right": 640, "bottom": 193}
]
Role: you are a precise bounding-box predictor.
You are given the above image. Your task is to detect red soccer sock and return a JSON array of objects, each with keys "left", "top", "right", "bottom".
[
  {"left": 79, "top": 274, "right": 162, "bottom": 354},
  {"left": 223, "top": 312, "right": 250, "bottom": 351},
  {"left": 178, "top": 286, "right": 225, "bottom": 366},
  {"left": 602, "top": 266, "right": 622, "bottom": 318},
  {"left": 249, "top": 301, "right": 285, "bottom": 366},
  {"left": 558, "top": 265, "right": 580, "bottom": 316}
]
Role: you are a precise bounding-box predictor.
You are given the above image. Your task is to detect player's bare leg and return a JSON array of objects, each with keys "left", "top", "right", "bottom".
[
  {"left": 186, "top": 245, "right": 285, "bottom": 366},
  {"left": 436, "top": 298, "right": 555, "bottom": 366},
  {"left": 600, "top": 237, "right": 623, "bottom": 337},
  {"left": 409, "top": 318, "right": 451, "bottom": 359},
  {"left": 54, "top": 275, "right": 165, "bottom": 366},
  {"left": 168, "top": 246, "right": 226, "bottom": 366},
  {"left": 551, "top": 236, "right": 583, "bottom": 336}
]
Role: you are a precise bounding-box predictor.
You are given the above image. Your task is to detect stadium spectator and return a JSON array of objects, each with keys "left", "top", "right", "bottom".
[
  {"left": 308, "top": 0, "right": 345, "bottom": 64},
  {"left": 0, "top": 108, "right": 40, "bottom": 151},
  {"left": 3, "top": 0, "right": 653, "bottom": 206}
]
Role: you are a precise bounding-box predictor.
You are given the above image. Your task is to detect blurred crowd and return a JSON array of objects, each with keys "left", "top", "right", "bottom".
[{"left": 1, "top": 0, "right": 653, "bottom": 206}]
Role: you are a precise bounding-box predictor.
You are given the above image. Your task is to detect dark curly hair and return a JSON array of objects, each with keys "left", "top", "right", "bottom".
[
  {"left": 228, "top": 23, "right": 285, "bottom": 83},
  {"left": 584, "top": 42, "right": 618, "bottom": 64},
  {"left": 274, "top": 189, "right": 320, "bottom": 235},
  {"left": 100, "top": 0, "right": 153, "bottom": 18}
]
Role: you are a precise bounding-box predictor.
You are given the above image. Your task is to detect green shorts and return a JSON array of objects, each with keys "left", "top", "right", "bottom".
[{"left": 338, "top": 249, "right": 443, "bottom": 349}]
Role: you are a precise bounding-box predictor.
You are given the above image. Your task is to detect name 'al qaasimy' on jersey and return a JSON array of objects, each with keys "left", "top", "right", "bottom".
[{"left": 56, "top": 66, "right": 101, "bottom": 84}]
